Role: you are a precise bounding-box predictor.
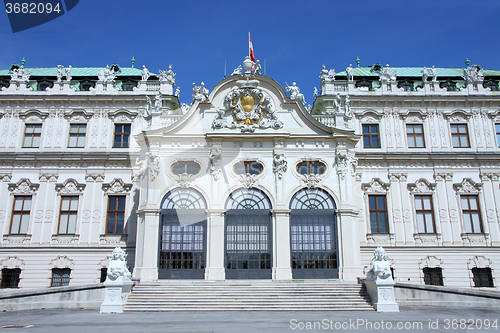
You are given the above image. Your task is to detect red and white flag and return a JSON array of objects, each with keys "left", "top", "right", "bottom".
[{"left": 249, "top": 32, "right": 256, "bottom": 69}]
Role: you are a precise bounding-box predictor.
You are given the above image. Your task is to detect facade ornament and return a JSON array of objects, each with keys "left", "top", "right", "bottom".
[
  {"left": 56, "top": 65, "right": 63, "bottom": 82},
  {"left": 141, "top": 65, "right": 150, "bottom": 81},
  {"left": 346, "top": 64, "right": 354, "bottom": 81},
  {"left": 144, "top": 96, "right": 152, "bottom": 120},
  {"left": 39, "top": 173, "right": 59, "bottom": 182},
  {"left": 136, "top": 152, "right": 161, "bottom": 181},
  {"left": 177, "top": 173, "right": 193, "bottom": 188},
  {"left": 463, "top": 64, "right": 484, "bottom": 84},
  {"left": 55, "top": 179, "right": 85, "bottom": 194},
  {"left": 408, "top": 179, "right": 436, "bottom": 193},
  {"left": 302, "top": 174, "right": 321, "bottom": 188},
  {"left": 50, "top": 255, "right": 74, "bottom": 269},
  {"left": 102, "top": 178, "right": 132, "bottom": 194},
  {"left": 209, "top": 143, "right": 222, "bottom": 180},
  {"left": 159, "top": 65, "right": 176, "bottom": 85},
  {"left": 8, "top": 178, "right": 39, "bottom": 194},
  {"left": 344, "top": 95, "right": 352, "bottom": 117},
  {"left": 154, "top": 91, "right": 162, "bottom": 113},
  {"left": 336, "top": 150, "right": 348, "bottom": 180},
  {"left": 286, "top": 82, "right": 306, "bottom": 105},
  {"left": 239, "top": 174, "right": 257, "bottom": 189},
  {"left": 65, "top": 65, "right": 72, "bottom": 82},
  {"left": 273, "top": 153, "right": 287, "bottom": 180},
  {"left": 467, "top": 255, "right": 492, "bottom": 269},
  {"left": 97, "top": 65, "right": 116, "bottom": 83},
  {"left": 0, "top": 173, "right": 12, "bottom": 182},
  {"left": 362, "top": 178, "right": 390, "bottom": 194},
  {"left": 332, "top": 93, "right": 341, "bottom": 113},
  {"left": 453, "top": 178, "right": 482, "bottom": 194},
  {"left": 232, "top": 65, "right": 242, "bottom": 75},
  {"left": 254, "top": 60, "right": 262, "bottom": 75},
  {"left": 213, "top": 80, "right": 283, "bottom": 132},
  {"left": 378, "top": 64, "right": 397, "bottom": 83},
  {"left": 192, "top": 82, "right": 209, "bottom": 103},
  {"left": 10, "top": 66, "right": 31, "bottom": 83},
  {"left": 174, "top": 87, "right": 180, "bottom": 97}
]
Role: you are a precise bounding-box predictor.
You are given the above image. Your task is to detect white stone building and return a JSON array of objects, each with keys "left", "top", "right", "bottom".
[{"left": 0, "top": 59, "right": 499, "bottom": 290}]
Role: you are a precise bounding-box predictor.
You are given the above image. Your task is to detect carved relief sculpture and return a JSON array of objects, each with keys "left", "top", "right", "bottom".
[{"left": 273, "top": 153, "right": 287, "bottom": 180}]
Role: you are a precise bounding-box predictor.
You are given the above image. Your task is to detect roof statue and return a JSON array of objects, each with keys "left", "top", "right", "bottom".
[
  {"left": 141, "top": 65, "right": 150, "bottom": 81},
  {"left": 159, "top": 65, "right": 175, "bottom": 85},
  {"left": 313, "top": 87, "right": 318, "bottom": 99},
  {"left": 320, "top": 65, "right": 335, "bottom": 84},
  {"left": 429, "top": 65, "right": 437, "bottom": 82},
  {"left": 378, "top": 64, "right": 397, "bottom": 83},
  {"left": 154, "top": 91, "right": 162, "bottom": 113},
  {"left": 192, "top": 82, "right": 209, "bottom": 103},
  {"left": 421, "top": 66, "right": 428, "bottom": 82},
  {"left": 10, "top": 65, "right": 31, "bottom": 83},
  {"left": 344, "top": 95, "right": 352, "bottom": 117},
  {"left": 174, "top": 87, "right": 180, "bottom": 97},
  {"left": 346, "top": 64, "right": 354, "bottom": 82},
  {"left": 98, "top": 65, "right": 116, "bottom": 83},
  {"left": 254, "top": 60, "right": 262, "bottom": 75},
  {"left": 286, "top": 82, "right": 306, "bottom": 105},
  {"left": 333, "top": 93, "right": 341, "bottom": 113},
  {"left": 232, "top": 65, "right": 242, "bottom": 75},
  {"left": 65, "top": 65, "right": 72, "bottom": 82},
  {"left": 145, "top": 96, "right": 152, "bottom": 119},
  {"left": 463, "top": 64, "right": 484, "bottom": 84},
  {"left": 56, "top": 65, "right": 63, "bottom": 82}
]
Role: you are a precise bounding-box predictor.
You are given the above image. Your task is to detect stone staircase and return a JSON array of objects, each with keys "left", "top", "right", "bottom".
[{"left": 124, "top": 280, "right": 374, "bottom": 311}]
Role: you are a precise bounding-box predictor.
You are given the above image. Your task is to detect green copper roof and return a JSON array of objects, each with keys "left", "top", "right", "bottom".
[
  {"left": 0, "top": 66, "right": 153, "bottom": 77},
  {"left": 336, "top": 67, "right": 500, "bottom": 77}
]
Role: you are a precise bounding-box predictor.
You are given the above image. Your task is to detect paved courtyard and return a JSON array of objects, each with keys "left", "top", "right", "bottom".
[{"left": 0, "top": 306, "right": 499, "bottom": 333}]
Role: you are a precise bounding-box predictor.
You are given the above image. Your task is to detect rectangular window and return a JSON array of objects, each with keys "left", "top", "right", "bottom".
[
  {"left": 423, "top": 267, "right": 443, "bottom": 286},
  {"left": 369, "top": 195, "right": 388, "bottom": 233},
  {"left": 113, "top": 124, "right": 130, "bottom": 148},
  {"left": 461, "top": 195, "right": 483, "bottom": 233},
  {"left": 106, "top": 196, "right": 126, "bottom": 234},
  {"left": 415, "top": 195, "right": 435, "bottom": 233},
  {"left": 58, "top": 196, "right": 78, "bottom": 234},
  {"left": 407, "top": 124, "right": 425, "bottom": 148},
  {"left": 363, "top": 124, "right": 380, "bottom": 148},
  {"left": 472, "top": 268, "right": 494, "bottom": 287},
  {"left": 68, "top": 124, "right": 86, "bottom": 148},
  {"left": 496, "top": 124, "right": 500, "bottom": 147},
  {"left": 23, "top": 124, "right": 42, "bottom": 148},
  {"left": 1, "top": 268, "right": 21, "bottom": 288},
  {"left": 10, "top": 196, "right": 31, "bottom": 234},
  {"left": 450, "top": 124, "right": 470, "bottom": 148},
  {"left": 51, "top": 268, "right": 70, "bottom": 287}
]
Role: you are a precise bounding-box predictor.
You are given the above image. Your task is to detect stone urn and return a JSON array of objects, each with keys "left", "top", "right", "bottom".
[{"left": 243, "top": 56, "right": 253, "bottom": 73}]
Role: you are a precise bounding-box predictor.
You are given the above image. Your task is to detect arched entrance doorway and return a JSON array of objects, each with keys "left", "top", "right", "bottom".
[
  {"left": 225, "top": 188, "right": 272, "bottom": 279},
  {"left": 289, "top": 188, "right": 338, "bottom": 279},
  {"left": 158, "top": 188, "right": 207, "bottom": 279}
]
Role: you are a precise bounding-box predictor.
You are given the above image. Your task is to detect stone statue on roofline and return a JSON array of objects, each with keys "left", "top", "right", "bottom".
[
  {"left": 159, "top": 65, "right": 176, "bottom": 85},
  {"left": 154, "top": 91, "right": 162, "bottom": 113},
  {"left": 421, "top": 66, "right": 428, "bottom": 82},
  {"left": 10, "top": 66, "right": 31, "bottom": 83},
  {"left": 65, "top": 65, "right": 72, "bottom": 82},
  {"left": 429, "top": 65, "right": 437, "bottom": 82},
  {"left": 192, "top": 82, "right": 209, "bottom": 103},
  {"left": 56, "top": 65, "right": 63, "bottom": 82},
  {"left": 346, "top": 64, "right": 354, "bottom": 82},
  {"left": 98, "top": 65, "right": 116, "bottom": 83},
  {"left": 463, "top": 64, "right": 484, "bottom": 84},
  {"left": 232, "top": 65, "right": 242, "bottom": 75},
  {"left": 313, "top": 87, "right": 318, "bottom": 99},
  {"left": 286, "top": 82, "right": 306, "bottom": 105},
  {"left": 254, "top": 60, "right": 262, "bottom": 75},
  {"left": 141, "top": 65, "right": 150, "bottom": 81},
  {"left": 378, "top": 64, "right": 397, "bottom": 83}
]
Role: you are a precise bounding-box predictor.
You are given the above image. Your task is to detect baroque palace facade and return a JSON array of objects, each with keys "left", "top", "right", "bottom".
[{"left": 0, "top": 57, "right": 499, "bottom": 290}]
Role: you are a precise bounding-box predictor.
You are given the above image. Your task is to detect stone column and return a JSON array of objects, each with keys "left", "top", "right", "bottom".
[
  {"left": 434, "top": 173, "right": 453, "bottom": 245},
  {"left": 133, "top": 208, "right": 160, "bottom": 281},
  {"left": 481, "top": 173, "right": 500, "bottom": 245},
  {"left": 272, "top": 209, "right": 292, "bottom": 280},
  {"left": 337, "top": 208, "right": 361, "bottom": 281},
  {"left": 205, "top": 209, "right": 225, "bottom": 280}
]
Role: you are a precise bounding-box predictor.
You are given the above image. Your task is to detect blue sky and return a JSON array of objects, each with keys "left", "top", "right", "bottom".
[{"left": 1, "top": 0, "right": 500, "bottom": 104}]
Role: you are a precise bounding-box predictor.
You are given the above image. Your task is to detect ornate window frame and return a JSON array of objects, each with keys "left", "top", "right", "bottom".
[
  {"left": 52, "top": 179, "right": 86, "bottom": 244},
  {"left": 407, "top": 179, "right": 440, "bottom": 243},
  {"left": 48, "top": 255, "right": 74, "bottom": 287},
  {"left": 292, "top": 157, "right": 330, "bottom": 189},
  {"left": 168, "top": 158, "right": 203, "bottom": 189},
  {"left": 4, "top": 179, "right": 39, "bottom": 244},
  {"left": 100, "top": 179, "right": 133, "bottom": 245},
  {"left": 446, "top": 111, "right": 472, "bottom": 149},
  {"left": 419, "top": 255, "right": 444, "bottom": 286},
  {"left": 0, "top": 256, "right": 25, "bottom": 288},
  {"left": 362, "top": 178, "right": 393, "bottom": 244},
  {"left": 467, "top": 255, "right": 494, "bottom": 288}
]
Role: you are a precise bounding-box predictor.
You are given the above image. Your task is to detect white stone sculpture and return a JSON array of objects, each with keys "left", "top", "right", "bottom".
[
  {"left": 344, "top": 95, "right": 352, "bottom": 117},
  {"left": 365, "top": 246, "right": 399, "bottom": 312},
  {"left": 159, "top": 65, "right": 176, "bottom": 85},
  {"left": 286, "top": 82, "right": 306, "bottom": 105},
  {"left": 154, "top": 91, "right": 162, "bottom": 113},
  {"left": 145, "top": 96, "right": 152, "bottom": 119},
  {"left": 429, "top": 65, "right": 437, "bottom": 82},
  {"left": 10, "top": 66, "right": 31, "bottom": 83},
  {"left": 313, "top": 87, "right": 318, "bottom": 99},
  {"left": 346, "top": 64, "right": 354, "bottom": 81},
  {"left": 65, "top": 65, "right": 72, "bottom": 82},
  {"left": 421, "top": 66, "right": 428, "bottom": 82},
  {"left": 209, "top": 143, "right": 222, "bottom": 180},
  {"left": 333, "top": 93, "right": 341, "bottom": 113},
  {"left": 378, "top": 64, "right": 397, "bottom": 83},
  {"left": 98, "top": 65, "right": 116, "bottom": 83},
  {"left": 100, "top": 247, "right": 133, "bottom": 314},
  {"left": 232, "top": 65, "right": 242, "bottom": 75},
  {"left": 192, "top": 82, "right": 209, "bottom": 103},
  {"left": 254, "top": 60, "right": 262, "bottom": 75},
  {"left": 141, "top": 65, "right": 150, "bottom": 81},
  {"left": 137, "top": 152, "right": 161, "bottom": 181},
  {"left": 56, "top": 65, "right": 63, "bottom": 82},
  {"left": 464, "top": 64, "right": 484, "bottom": 84},
  {"left": 273, "top": 153, "right": 287, "bottom": 180},
  {"left": 174, "top": 87, "right": 180, "bottom": 97}
]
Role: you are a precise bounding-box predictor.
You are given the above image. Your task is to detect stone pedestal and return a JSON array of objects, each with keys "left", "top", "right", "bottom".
[
  {"left": 365, "top": 277, "right": 399, "bottom": 312},
  {"left": 100, "top": 277, "right": 134, "bottom": 313}
]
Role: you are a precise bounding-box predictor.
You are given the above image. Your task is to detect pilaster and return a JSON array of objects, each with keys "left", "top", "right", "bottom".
[
  {"left": 272, "top": 209, "right": 292, "bottom": 280},
  {"left": 480, "top": 173, "right": 500, "bottom": 245},
  {"left": 133, "top": 208, "right": 161, "bottom": 281},
  {"left": 337, "top": 207, "right": 361, "bottom": 281},
  {"left": 434, "top": 173, "right": 453, "bottom": 245},
  {"left": 205, "top": 209, "right": 225, "bottom": 280}
]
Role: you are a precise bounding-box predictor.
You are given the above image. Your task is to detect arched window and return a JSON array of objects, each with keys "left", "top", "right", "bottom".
[{"left": 225, "top": 188, "right": 271, "bottom": 210}]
